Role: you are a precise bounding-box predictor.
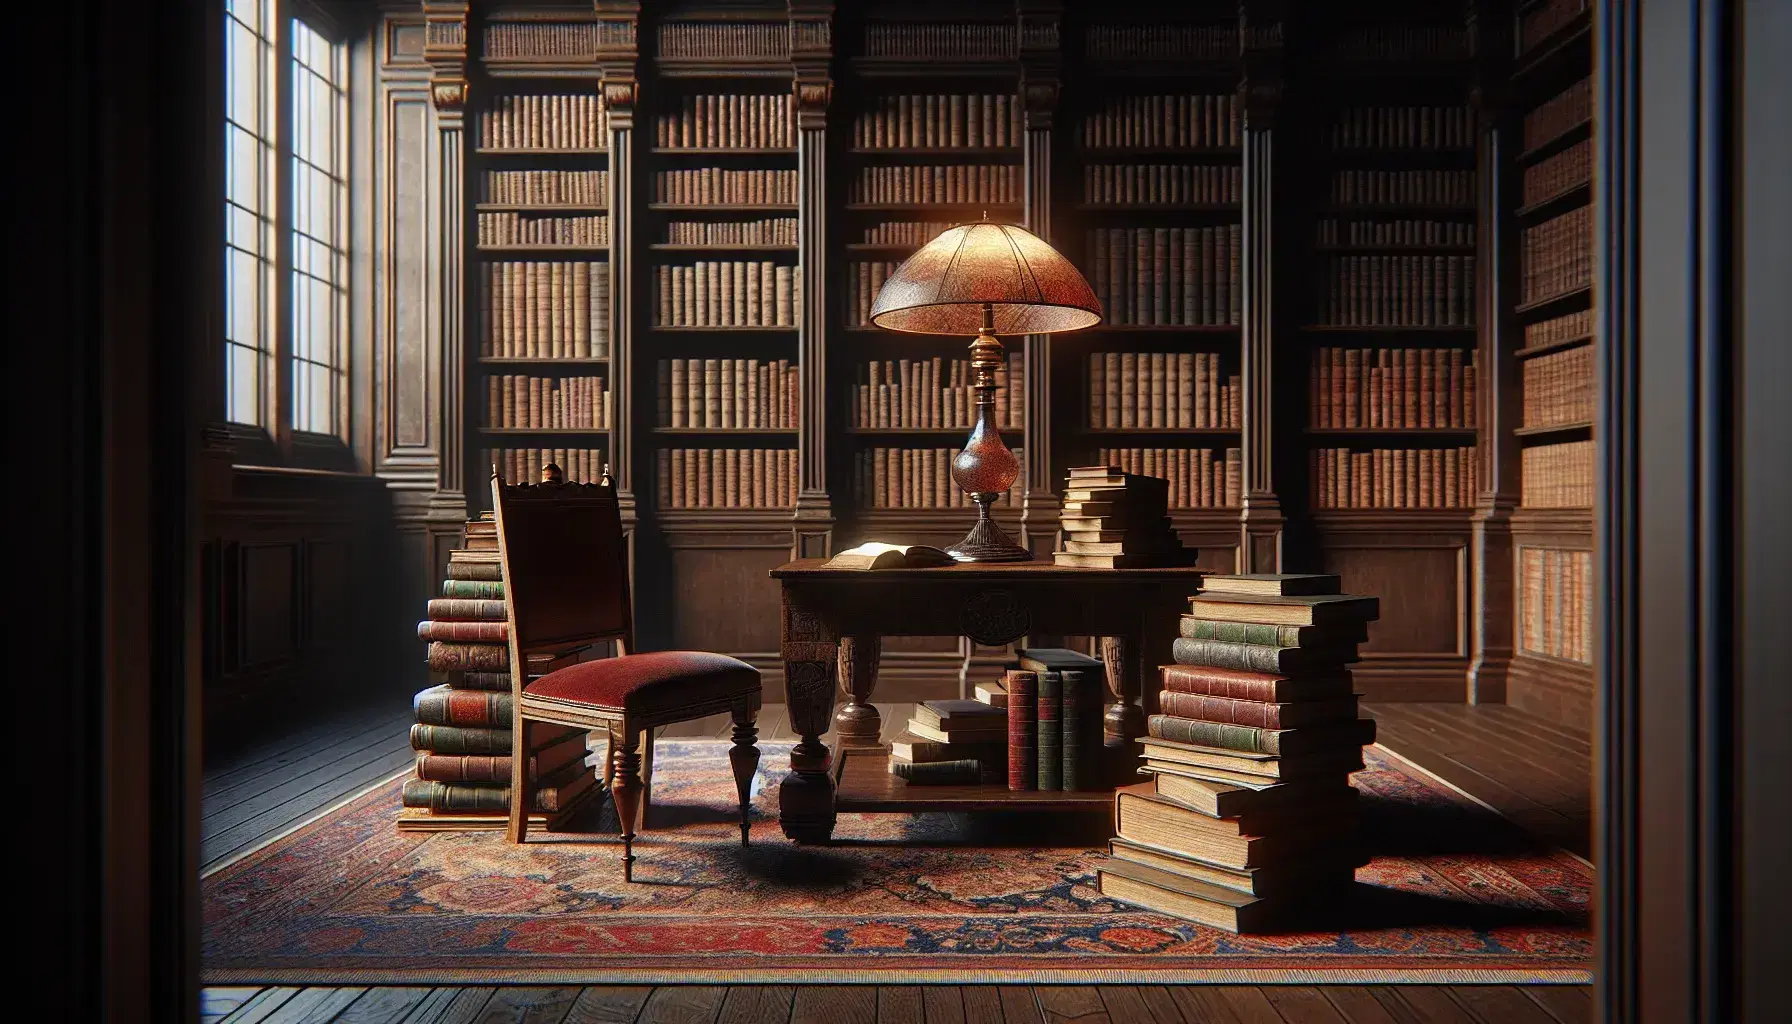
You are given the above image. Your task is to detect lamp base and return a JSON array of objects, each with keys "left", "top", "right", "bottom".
[{"left": 946, "top": 514, "right": 1033, "bottom": 563}]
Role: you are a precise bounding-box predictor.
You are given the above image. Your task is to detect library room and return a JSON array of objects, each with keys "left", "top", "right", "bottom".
[{"left": 19, "top": 0, "right": 1791, "bottom": 1022}]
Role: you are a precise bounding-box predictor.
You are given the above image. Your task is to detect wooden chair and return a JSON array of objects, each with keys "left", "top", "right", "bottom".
[{"left": 492, "top": 464, "right": 762, "bottom": 881}]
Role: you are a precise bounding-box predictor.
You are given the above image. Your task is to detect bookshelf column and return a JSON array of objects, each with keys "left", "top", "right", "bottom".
[
  {"left": 1018, "top": 3, "right": 1062, "bottom": 559},
  {"left": 792, "top": 1, "right": 835, "bottom": 558},
  {"left": 1237, "top": 0, "right": 1286, "bottom": 572},
  {"left": 598, "top": 3, "right": 640, "bottom": 530},
  {"left": 424, "top": 3, "right": 467, "bottom": 512},
  {"left": 1468, "top": 0, "right": 1518, "bottom": 703}
]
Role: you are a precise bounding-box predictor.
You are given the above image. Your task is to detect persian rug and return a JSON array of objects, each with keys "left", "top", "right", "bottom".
[{"left": 202, "top": 741, "right": 1592, "bottom": 984}]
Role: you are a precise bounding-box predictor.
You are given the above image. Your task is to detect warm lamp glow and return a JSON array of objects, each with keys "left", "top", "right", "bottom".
[{"left": 867, "top": 220, "right": 1102, "bottom": 562}]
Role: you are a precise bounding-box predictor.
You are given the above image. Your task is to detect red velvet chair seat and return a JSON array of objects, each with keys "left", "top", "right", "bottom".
[{"left": 524, "top": 650, "right": 759, "bottom": 714}]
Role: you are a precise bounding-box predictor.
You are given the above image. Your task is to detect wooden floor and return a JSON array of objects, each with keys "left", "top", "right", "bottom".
[
  {"left": 201, "top": 982, "right": 1592, "bottom": 1024},
  {"left": 202, "top": 698, "right": 1595, "bottom": 1023}
]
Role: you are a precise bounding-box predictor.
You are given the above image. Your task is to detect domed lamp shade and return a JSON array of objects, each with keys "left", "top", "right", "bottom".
[{"left": 869, "top": 221, "right": 1102, "bottom": 562}]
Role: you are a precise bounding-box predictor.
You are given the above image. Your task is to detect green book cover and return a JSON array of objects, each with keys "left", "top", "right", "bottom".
[
  {"left": 1037, "top": 671, "right": 1063, "bottom": 792},
  {"left": 442, "top": 579, "right": 506, "bottom": 599}
]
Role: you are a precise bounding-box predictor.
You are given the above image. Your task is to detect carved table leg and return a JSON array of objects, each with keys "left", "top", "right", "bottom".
[
  {"left": 1100, "top": 635, "right": 1146, "bottom": 749},
  {"left": 833, "top": 635, "right": 883, "bottom": 748},
  {"left": 779, "top": 653, "right": 838, "bottom": 843}
]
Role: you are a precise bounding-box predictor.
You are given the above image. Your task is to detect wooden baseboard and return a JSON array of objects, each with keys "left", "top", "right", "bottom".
[{"left": 1506, "top": 655, "right": 1593, "bottom": 728}]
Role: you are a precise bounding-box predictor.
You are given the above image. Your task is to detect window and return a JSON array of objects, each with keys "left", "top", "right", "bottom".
[
  {"left": 289, "top": 20, "right": 348, "bottom": 435},
  {"left": 223, "top": 2, "right": 350, "bottom": 440}
]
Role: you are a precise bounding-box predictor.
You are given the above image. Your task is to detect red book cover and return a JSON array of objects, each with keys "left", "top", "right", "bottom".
[
  {"left": 1155, "top": 692, "right": 1360, "bottom": 730},
  {"left": 1159, "top": 663, "right": 1354, "bottom": 704},
  {"left": 417, "top": 620, "right": 509, "bottom": 642},
  {"left": 1006, "top": 669, "right": 1038, "bottom": 791}
]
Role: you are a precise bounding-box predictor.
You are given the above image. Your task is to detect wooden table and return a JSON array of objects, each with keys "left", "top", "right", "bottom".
[{"left": 768, "top": 559, "right": 1207, "bottom": 842}]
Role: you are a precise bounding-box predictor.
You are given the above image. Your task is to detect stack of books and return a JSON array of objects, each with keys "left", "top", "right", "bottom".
[
  {"left": 1052, "top": 467, "right": 1195, "bottom": 568},
  {"left": 401, "top": 516, "right": 598, "bottom": 832},
  {"left": 1004, "top": 648, "right": 1108, "bottom": 792},
  {"left": 1096, "top": 573, "right": 1379, "bottom": 932},
  {"left": 889, "top": 698, "right": 1006, "bottom": 785}
]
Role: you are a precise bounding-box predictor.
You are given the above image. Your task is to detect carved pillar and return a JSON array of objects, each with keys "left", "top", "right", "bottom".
[
  {"left": 597, "top": 3, "right": 640, "bottom": 535},
  {"left": 1018, "top": 3, "right": 1062, "bottom": 558},
  {"left": 791, "top": 2, "right": 835, "bottom": 559},
  {"left": 1467, "top": 0, "right": 1518, "bottom": 703},
  {"left": 423, "top": 2, "right": 468, "bottom": 516},
  {"left": 1237, "top": 0, "right": 1285, "bottom": 573}
]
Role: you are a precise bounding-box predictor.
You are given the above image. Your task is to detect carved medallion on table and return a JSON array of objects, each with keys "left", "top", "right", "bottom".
[{"left": 961, "top": 589, "right": 1030, "bottom": 647}]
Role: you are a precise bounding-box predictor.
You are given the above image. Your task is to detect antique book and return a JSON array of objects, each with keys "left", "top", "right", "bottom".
[
  {"left": 1160, "top": 664, "right": 1356, "bottom": 704},
  {"left": 417, "top": 620, "right": 508, "bottom": 643},
  {"left": 1171, "top": 637, "right": 1360, "bottom": 673},
  {"left": 888, "top": 733, "right": 1004, "bottom": 765},
  {"left": 413, "top": 684, "right": 513, "bottom": 729},
  {"left": 1130, "top": 780, "right": 1359, "bottom": 838},
  {"left": 1199, "top": 574, "right": 1341, "bottom": 597},
  {"left": 1098, "top": 858, "right": 1295, "bottom": 933},
  {"left": 1186, "top": 592, "right": 1380, "bottom": 627},
  {"left": 1006, "top": 669, "right": 1038, "bottom": 791},
  {"left": 1036, "top": 671, "right": 1063, "bottom": 791},
  {"left": 911, "top": 699, "right": 1006, "bottom": 732},
  {"left": 1061, "top": 667, "right": 1099, "bottom": 792},
  {"left": 823, "top": 542, "right": 955, "bottom": 570},
  {"left": 443, "top": 670, "right": 512, "bottom": 692},
  {"left": 409, "top": 722, "right": 582, "bottom": 755},
  {"left": 1156, "top": 692, "right": 1359, "bottom": 730},
  {"left": 1108, "top": 836, "right": 1363, "bottom": 898},
  {"left": 1113, "top": 784, "right": 1357, "bottom": 869},
  {"left": 1178, "top": 617, "right": 1366, "bottom": 647},
  {"left": 1139, "top": 737, "right": 1367, "bottom": 782},
  {"left": 889, "top": 759, "right": 996, "bottom": 785},
  {"left": 402, "top": 762, "right": 595, "bottom": 814},
  {"left": 1142, "top": 769, "right": 1356, "bottom": 820},
  {"left": 973, "top": 681, "right": 1008, "bottom": 708},
  {"left": 1145, "top": 715, "right": 1376, "bottom": 757},
  {"left": 426, "top": 641, "right": 509, "bottom": 673},
  {"left": 444, "top": 561, "right": 503, "bottom": 582},
  {"left": 424, "top": 598, "right": 508, "bottom": 621},
  {"left": 413, "top": 734, "right": 590, "bottom": 784}
]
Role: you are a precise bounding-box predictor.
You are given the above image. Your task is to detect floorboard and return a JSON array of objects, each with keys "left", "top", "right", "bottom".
[
  {"left": 561, "top": 987, "right": 652, "bottom": 1024},
  {"left": 639, "top": 985, "right": 727, "bottom": 1024}
]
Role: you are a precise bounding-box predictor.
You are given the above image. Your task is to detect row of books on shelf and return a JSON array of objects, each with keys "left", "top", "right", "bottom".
[
  {"left": 1329, "top": 106, "right": 1472, "bottom": 150},
  {"left": 1523, "top": 139, "right": 1591, "bottom": 207},
  {"left": 1521, "top": 547, "right": 1593, "bottom": 665},
  {"left": 854, "top": 448, "right": 1020, "bottom": 510},
  {"left": 1520, "top": 0, "right": 1590, "bottom": 54},
  {"left": 858, "top": 219, "right": 954, "bottom": 248},
  {"left": 1310, "top": 348, "right": 1477, "bottom": 430},
  {"left": 1521, "top": 440, "right": 1595, "bottom": 508},
  {"left": 1088, "top": 226, "right": 1242, "bottom": 327},
  {"left": 1524, "top": 309, "right": 1593, "bottom": 350},
  {"left": 1328, "top": 169, "right": 1473, "bottom": 207},
  {"left": 478, "top": 95, "right": 607, "bottom": 151},
  {"left": 667, "top": 217, "right": 797, "bottom": 246},
  {"left": 1096, "top": 575, "right": 1379, "bottom": 934},
  {"left": 1522, "top": 347, "right": 1594, "bottom": 428},
  {"left": 1314, "top": 218, "right": 1473, "bottom": 247},
  {"left": 487, "top": 375, "right": 611, "bottom": 430},
  {"left": 1325, "top": 24, "right": 1469, "bottom": 60},
  {"left": 480, "top": 170, "right": 607, "bottom": 206},
  {"left": 652, "top": 94, "right": 793, "bottom": 150},
  {"left": 656, "top": 358, "right": 800, "bottom": 430},
  {"left": 481, "top": 22, "right": 596, "bottom": 60},
  {"left": 477, "top": 212, "right": 608, "bottom": 248},
  {"left": 659, "top": 448, "right": 799, "bottom": 509},
  {"left": 656, "top": 21, "right": 787, "bottom": 60},
  {"left": 848, "top": 354, "right": 1025, "bottom": 430},
  {"left": 1087, "top": 352, "right": 1242, "bottom": 431},
  {"left": 654, "top": 168, "right": 795, "bottom": 206},
  {"left": 1524, "top": 79, "right": 1592, "bottom": 151},
  {"left": 863, "top": 22, "right": 1017, "bottom": 60},
  {"left": 478, "top": 261, "right": 611, "bottom": 359},
  {"left": 653, "top": 262, "right": 800, "bottom": 328},
  {"left": 1084, "top": 25, "right": 1236, "bottom": 62},
  {"left": 849, "top": 94, "right": 1023, "bottom": 150},
  {"left": 851, "top": 164, "right": 1020, "bottom": 205},
  {"left": 1521, "top": 208, "right": 1592, "bottom": 303},
  {"left": 1310, "top": 447, "right": 1480, "bottom": 510},
  {"left": 1078, "top": 95, "right": 1240, "bottom": 150},
  {"left": 1053, "top": 467, "right": 1193, "bottom": 569},
  {"left": 486, "top": 447, "right": 607, "bottom": 490},
  {"left": 1082, "top": 164, "right": 1241, "bottom": 206},
  {"left": 1320, "top": 255, "right": 1477, "bottom": 327},
  {"left": 845, "top": 261, "right": 899, "bottom": 328},
  {"left": 1098, "top": 447, "right": 1243, "bottom": 510}
]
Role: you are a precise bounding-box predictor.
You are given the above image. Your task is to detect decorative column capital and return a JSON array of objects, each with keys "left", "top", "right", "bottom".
[
  {"left": 421, "top": 1, "right": 468, "bottom": 121},
  {"left": 789, "top": 1, "right": 834, "bottom": 129}
]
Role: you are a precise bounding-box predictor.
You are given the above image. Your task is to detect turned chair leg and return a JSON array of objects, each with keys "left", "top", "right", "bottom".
[
  {"left": 507, "top": 718, "right": 531, "bottom": 844},
  {"left": 728, "top": 702, "right": 761, "bottom": 848},
  {"left": 611, "top": 723, "right": 643, "bottom": 881},
  {"left": 638, "top": 728, "right": 655, "bottom": 830}
]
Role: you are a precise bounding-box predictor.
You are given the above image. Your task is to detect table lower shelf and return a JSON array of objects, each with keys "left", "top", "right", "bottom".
[{"left": 833, "top": 746, "right": 1118, "bottom": 813}]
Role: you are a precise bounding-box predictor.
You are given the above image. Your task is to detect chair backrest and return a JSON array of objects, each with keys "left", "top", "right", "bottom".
[{"left": 490, "top": 464, "right": 634, "bottom": 657}]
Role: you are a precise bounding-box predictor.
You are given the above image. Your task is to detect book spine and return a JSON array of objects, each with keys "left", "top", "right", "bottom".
[
  {"left": 1155, "top": 692, "right": 1354, "bottom": 729},
  {"left": 1036, "top": 671, "right": 1063, "bottom": 791},
  {"left": 1007, "top": 670, "right": 1038, "bottom": 791},
  {"left": 424, "top": 598, "right": 508, "bottom": 621},
  {"left": 401, "top": 777, "right": 581, "bottom": 813},
  {"left": 1145, "top": 715, "right": 1276, "bottom": 755},
  {"left": 444, "top": 561, "right": 504, "bottom": 582},
  {"left": 445, "top": 670, "right": 513, "bottom": 692},
  {"left": 1170, "top": 636, "right": 1304, "bottom": 673},
  {"left": 1159, "top": 665, "right": 1296, "bottom": 703},
  {"left": 891, "top": 760, "right": 987, "bottom": 785},
  {"left": 1061, "top": 668, "right": 1097, "bottom": 791},
  {"left": 417, "top": 620, "right": 509, "bottom": 642},
  {"left": 1179, "top": 618, "right": 1307, "bottom": 646},
  {"left": 425, "top": 641, "right": 509, "bottom": 672},
  {"left": 408, "top": 723, "right": 513, "bottom": 755},
  {"left": 414, "top": 687, "right": 513, "bottom": 728}
]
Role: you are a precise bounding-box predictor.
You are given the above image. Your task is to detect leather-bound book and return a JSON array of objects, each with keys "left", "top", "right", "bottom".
[{"left": 1006, "top": 670, "right": 1038, "bottom": 791}]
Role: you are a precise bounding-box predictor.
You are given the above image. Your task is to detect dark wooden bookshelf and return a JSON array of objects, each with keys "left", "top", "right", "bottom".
[{"left": 1515, "top": 333, "right": 1593, "bottom": 359}]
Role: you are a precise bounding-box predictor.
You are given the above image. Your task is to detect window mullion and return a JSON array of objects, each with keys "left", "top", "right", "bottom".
[{"left": 271, "top": 0, "right": 295, "bottom": 452}]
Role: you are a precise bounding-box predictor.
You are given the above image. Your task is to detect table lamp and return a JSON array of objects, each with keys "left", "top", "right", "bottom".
[{"left": 868, "top": 220, "right": 1103, "bottom": 562}]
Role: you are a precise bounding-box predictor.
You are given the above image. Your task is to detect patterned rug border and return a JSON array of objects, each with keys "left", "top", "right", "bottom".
[{"left": 201, "top": 966, "right": 1594, "bottom": 985}]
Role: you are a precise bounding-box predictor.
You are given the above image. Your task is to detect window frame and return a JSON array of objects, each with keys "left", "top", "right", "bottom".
[{"left": 223, "top": 0, "right": 355, "bottom": 467}]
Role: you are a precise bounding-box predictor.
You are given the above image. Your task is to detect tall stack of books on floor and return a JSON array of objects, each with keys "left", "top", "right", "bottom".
[
  {"left": 1053, "top": 466, "right": 1197, "bottom": 568},
  {"left": 1096, "top": 574, "right": 1380, "bottom": 932},
  {"left": 886, "top": 647, "right": 1106, "bottom": 791},
  {"left": 401, "top": 515, "right": 598, "bottom": 832}
]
